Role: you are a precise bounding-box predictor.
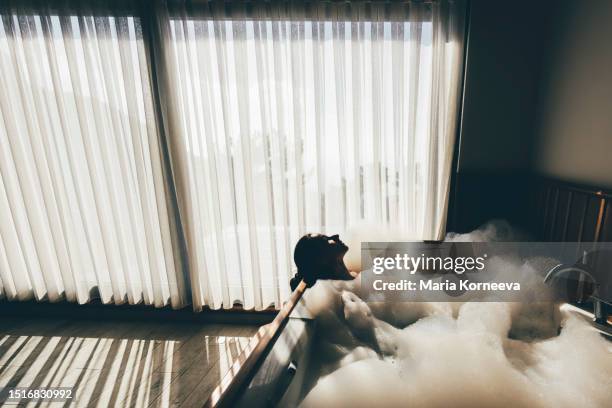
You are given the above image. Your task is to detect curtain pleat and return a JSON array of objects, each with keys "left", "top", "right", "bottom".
[
  {"left": 0, "top": 4, "right": 188, "bottom": 307},
  {"left": 155, "top": 0, "right": 466, "bottom": 310}
]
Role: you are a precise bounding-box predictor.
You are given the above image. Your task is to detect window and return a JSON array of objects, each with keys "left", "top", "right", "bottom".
[
  {"left": 0, "top": 1, "right": 466, "bottom": 310},
  {"left": 160, "top": 1, "right": 465, "bottom": 309},
  {"left": 0, "top": 10, "right": 185, "bottom": 307}
]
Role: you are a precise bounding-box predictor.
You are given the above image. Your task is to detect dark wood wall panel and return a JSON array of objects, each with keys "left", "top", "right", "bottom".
[
  {"left": 536, "top": 179, "right": 611, "bottom": 242},
  {"left": 565, "top": 194, "right": 587, "bottom": 241},
  {"left": 448, "top": 173, "right": 611, "bottom": 242}
]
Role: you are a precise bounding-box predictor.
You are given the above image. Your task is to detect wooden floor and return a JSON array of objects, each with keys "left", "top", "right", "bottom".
[{"left": 0, "top": 316, "right": 259, "bottom": 408}]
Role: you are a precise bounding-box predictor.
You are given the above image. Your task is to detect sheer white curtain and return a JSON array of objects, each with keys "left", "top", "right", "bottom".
[
  {"left": 154, "top": 0, "right": 467, "bottom": 310},
  {"left": 0, "top": 4, "right": 189, "bottom": 307}
]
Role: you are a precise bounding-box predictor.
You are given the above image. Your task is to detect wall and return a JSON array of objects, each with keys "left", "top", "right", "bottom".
[
  {"left": 534, "top": 0, "right": 612, "bottom": 189},
  {"left": 450, "top": 0, "right": 612, "bottom": 234},
  {"left": 449, "top": 0, "right": 551, "bottom": 233},
  {"left": 457, "top": 0, "right": 550, "bottom": 172}
]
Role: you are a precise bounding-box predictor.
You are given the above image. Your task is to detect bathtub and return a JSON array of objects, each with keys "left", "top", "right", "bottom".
[
  {"left": 222, "top": 299, "right": 611, "bottom": 408},
  {"left": 233, "top": 314, "right": 316, "bottom": 407}
]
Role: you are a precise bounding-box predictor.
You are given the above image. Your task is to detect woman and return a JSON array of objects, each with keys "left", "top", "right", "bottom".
[{"left": 290, "top": 233, "right": 356, "bottom": 291}]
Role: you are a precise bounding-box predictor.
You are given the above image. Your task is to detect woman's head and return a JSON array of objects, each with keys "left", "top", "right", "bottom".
[{"left": 291, "top": 233, "right": 353, "bottom": 290}]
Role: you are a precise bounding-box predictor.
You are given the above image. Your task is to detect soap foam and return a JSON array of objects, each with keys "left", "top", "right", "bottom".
[{"left": 298, "top": 222, "right": 612, "bottom": 408}]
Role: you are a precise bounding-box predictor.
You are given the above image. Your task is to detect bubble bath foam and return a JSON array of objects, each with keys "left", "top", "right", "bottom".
[{"left": 295, "top": 280, "right": 611, "bottom": 408}]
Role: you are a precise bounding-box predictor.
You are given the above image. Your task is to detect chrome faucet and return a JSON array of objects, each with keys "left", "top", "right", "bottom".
[{"left": 543, "top": 251, "right": 609, "bottom": 325}]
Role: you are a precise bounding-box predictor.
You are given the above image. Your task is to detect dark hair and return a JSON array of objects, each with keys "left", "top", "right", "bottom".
[
  {"left": 290, "top": 233, "right": 350, "bottom": 291},
  {"left": 291, "top": 234, "right": 326, "bottom": 290}
]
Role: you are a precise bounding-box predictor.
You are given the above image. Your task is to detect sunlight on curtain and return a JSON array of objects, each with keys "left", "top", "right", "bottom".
[
  {"left": 158, "top": 1, "right": 466, "bottom": 310},
  {"left": 0, "top": 9, "right": 187, "bottom": 307}
]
